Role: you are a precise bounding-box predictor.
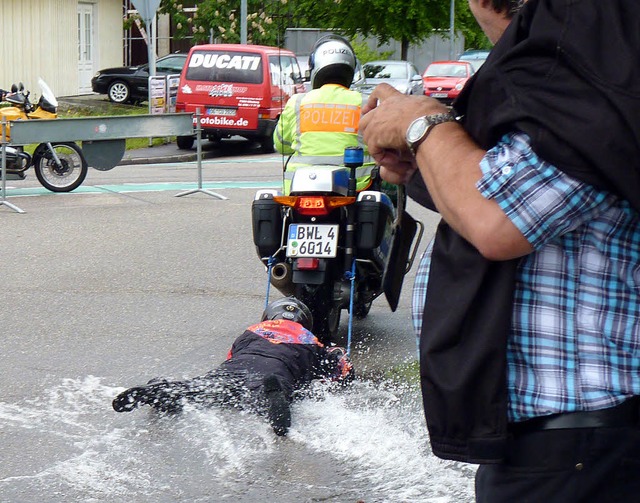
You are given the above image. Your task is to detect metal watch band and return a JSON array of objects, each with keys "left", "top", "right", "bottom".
[{"left": 408, "top": 112, "right": 456, "bottom": 155}]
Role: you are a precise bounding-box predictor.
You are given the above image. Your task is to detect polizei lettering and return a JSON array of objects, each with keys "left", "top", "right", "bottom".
[
  {"left": 322, "top": 48, "right": 350, "bottom": 56},
  {"left": 189, "top": 53, "right": 261, "bottom": 71}
]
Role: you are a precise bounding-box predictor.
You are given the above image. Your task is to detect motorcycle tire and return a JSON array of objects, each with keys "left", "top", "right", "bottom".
[
  {"left": 33, "top": 142, "right": 88, "bottom": 193},
  {"left": 353, "top": 300, "right": 372, "bottom": 319},
  {"left": 296, "top": 283, "right": 341, "bottom": 344}
]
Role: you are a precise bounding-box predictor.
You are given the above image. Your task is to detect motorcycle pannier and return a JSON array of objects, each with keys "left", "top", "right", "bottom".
[
  {"left": 355, "top": 191, "right": 394, "bottom": 262},
  {"left": 252, "top": 189, "right": 283, "bottom": 258}
]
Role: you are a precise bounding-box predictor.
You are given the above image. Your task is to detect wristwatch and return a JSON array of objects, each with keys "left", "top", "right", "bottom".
[{"left": 405, "top": 112, "right": 456, "bottom": 155}]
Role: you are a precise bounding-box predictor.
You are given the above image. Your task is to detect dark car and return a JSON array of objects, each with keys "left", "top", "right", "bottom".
[{"left": 91, "top": 53, "right": 187, "bottom": 104}]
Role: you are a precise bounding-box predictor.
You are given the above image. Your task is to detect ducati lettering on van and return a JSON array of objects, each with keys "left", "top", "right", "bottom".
[{"left": 189, "top": 53, "right": 261, "bottom": 71}]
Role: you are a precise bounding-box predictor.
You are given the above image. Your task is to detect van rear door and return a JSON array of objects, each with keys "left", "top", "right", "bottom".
[{"left": 180, "top": 49, "right": 267, "bottom": 131}]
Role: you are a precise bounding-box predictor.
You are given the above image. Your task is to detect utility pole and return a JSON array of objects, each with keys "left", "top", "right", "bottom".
[
  {"left": 449, "top": 0, "right": 455, "bottom": 60},
  {"left": 131, "top": 0, "right": 161, "bottom": 76},
  {"left": 241, "top": 0, "right": 247, "bottom": 44}
]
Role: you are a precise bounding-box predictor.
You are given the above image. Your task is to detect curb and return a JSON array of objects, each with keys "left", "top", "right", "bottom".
[{"left": 118, "top": 148, "right": 219, "bottom": 166}]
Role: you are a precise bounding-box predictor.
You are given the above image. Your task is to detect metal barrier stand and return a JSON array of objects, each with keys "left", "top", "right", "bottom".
[
  {"left": 0, "top": 116, "right": 25, "bottom": 214},
  {"left": 175, "top": 108, "right": 227, "bottom": 200}
]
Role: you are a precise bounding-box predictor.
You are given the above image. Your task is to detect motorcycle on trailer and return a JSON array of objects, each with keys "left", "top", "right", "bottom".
[
  {"left": 0, "top": 79, "right": 88, "bottom": 192},
  {"left": 251, "top": 147, "right": 423, "bottom": 343}
]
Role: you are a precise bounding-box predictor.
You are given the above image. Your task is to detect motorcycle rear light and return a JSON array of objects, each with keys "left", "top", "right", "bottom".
[
  {"left": 273, "top": 196, "right": 356, "bottom": 216},
  {"left": 297, "top": 196, "right": 328, "bottom": 215},
  {"left": 326, "top": 196, "right": 356, "bottom": 208},
  {"left": 273, "top": 195, "right": 297, "bottom": 207},
  {"left": 296, "top": 258, "right": 320, "bottom": 270}
]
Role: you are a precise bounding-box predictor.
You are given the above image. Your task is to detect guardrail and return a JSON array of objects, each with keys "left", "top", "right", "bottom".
[
  {"left": 7, "top": 113, "right": 194, "bottom": 170},
  {"left": 1, "top": 113, "right": 195, "bottom": 213}
]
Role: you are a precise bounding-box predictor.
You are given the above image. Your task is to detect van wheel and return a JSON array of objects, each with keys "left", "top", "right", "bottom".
[
  {"left": 259, "top": 138, "right": 275, "bottom": 154},
  {"left": 176, "top": 136, "right": 194, "bottom": 150}
]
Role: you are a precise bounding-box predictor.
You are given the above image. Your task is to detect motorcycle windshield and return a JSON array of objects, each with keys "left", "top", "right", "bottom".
[{"left": 38, "top": 78, "right": 58, "bottom": 108}]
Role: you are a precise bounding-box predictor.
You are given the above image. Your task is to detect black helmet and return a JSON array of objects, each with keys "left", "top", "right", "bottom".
[
  {"left": 308, "top": 35, "right": 357, "bottom": 89},
  {"left": 261, "top": 297, "right": 314, "bottom": 331}
]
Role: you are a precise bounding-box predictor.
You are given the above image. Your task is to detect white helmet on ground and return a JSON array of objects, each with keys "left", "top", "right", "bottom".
[{"left": 308, "top": 35, "right": 357, "bottom": 90}]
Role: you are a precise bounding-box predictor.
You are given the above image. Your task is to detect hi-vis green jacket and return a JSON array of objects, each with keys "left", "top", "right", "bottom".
[{"left": 273, "top": 84, "right": 375, "bottom": 195}]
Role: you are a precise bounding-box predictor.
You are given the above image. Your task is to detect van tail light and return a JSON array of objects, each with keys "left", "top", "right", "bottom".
[
  {"left": 273, "top": 195, "right": 355, "bottom": 216},
  {"left": 258, "top": 108, "right": 271, "bottom": 119},
  {"left": 175, "top": 102, "right": 186, "bottom": 113}
]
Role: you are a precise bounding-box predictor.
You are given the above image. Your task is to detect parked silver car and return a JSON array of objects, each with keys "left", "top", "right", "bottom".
[{"left": 352, "top": 60, "right": 425, "bottom": 96}]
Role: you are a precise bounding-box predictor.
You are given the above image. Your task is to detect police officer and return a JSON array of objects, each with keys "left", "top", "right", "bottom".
[
  {"left": 112, "top": 297, "right": 353, "bottom": 436},
  {"left": 274, "top": 35, "right": 376, "bottom": 195}
]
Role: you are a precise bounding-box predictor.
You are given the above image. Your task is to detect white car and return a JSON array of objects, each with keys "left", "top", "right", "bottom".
[{"left": 352, "top": 60, "right": 425, "bottom": 96}]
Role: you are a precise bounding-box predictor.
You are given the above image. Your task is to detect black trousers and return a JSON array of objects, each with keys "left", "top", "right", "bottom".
[
  {"left": 475, "top": 426, "right": 640, "bottom": 502},
  {"left": 148, "top": 369, "right": 277, "bottom": 414}
]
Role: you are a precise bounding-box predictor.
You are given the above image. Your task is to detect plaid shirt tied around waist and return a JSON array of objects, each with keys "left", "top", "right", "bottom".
[{"left": 413, "top": 132, "right": 640, "bottom": 422}]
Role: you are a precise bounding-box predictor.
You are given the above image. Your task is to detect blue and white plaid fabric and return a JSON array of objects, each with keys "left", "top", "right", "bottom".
[
  {"left": 412, "top": 238, "right": 433, "bottom": 357},
  {"left": 413, "top": 132, "right": 640, "bottom": 422}
]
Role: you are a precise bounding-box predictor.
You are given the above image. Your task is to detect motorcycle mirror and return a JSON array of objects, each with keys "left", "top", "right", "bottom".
[
  {"left": 11, "top": 84, "right": 17, "bottom": 92},
  {"left": 18, "top": 82, "right": 24, "bottom": 92}
]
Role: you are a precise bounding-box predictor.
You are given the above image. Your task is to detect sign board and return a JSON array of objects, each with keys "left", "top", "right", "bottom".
[
  {"left": 148, "top": 76, "right": 166, "bottom": 115},
  {"left": 130, "top": 0, "right": 161, "bottom": 25},
  {"left": 166, "top": 74, "right": 180, "bottom": 113}
]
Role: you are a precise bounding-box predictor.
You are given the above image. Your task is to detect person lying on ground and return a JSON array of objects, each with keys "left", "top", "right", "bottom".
[{"left": 112, "top": 297, "right": 353, "bottom": 436}]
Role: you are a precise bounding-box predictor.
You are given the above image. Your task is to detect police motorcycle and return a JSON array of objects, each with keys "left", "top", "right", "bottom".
[
  {"left": 0, "top": 79, "right": 88, "bottom": 192},
  {"left": 251, "top": 147, "right": 423, "bottom": 343}
]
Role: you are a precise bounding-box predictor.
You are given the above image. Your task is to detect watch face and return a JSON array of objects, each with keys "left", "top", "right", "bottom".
[{"left": 407, "top": 117, "right": 428, "bottom": 143}]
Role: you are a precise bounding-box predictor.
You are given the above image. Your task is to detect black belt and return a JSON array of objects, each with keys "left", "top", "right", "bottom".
[{"left": 509, "top": 397, "right": 640, "bottom": 435}]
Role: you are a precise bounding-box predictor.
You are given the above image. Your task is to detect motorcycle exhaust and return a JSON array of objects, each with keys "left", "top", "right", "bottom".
[
  {"left": 269, "top": 262, "right": 295, "bottom": 296},
  {"left": 4, "top": 147, "right": 31, "bottom": 172}
]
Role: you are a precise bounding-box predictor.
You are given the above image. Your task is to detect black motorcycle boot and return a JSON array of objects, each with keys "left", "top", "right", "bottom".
[
  {"left": 112, "top": 379, "right": 183, "bottom": 413},
  {"left": 263, "top": 375, "right": 291, "bottom": 436},
  {"left": 112, "top": 385, "right": 154, "bottom": 412}
]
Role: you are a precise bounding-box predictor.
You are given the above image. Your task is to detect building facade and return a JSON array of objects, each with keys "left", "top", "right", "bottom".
[{"left": 0, "top": 0, "right": 122, "bottom": 98}]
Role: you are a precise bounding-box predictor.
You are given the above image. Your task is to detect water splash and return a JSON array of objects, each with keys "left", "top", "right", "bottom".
[{"left": 0, "top": 376, "right": 475, "bottom": 502}]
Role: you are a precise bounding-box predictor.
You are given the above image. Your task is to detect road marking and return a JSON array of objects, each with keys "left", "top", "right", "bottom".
[{"left": 1, "top": 181, "right": 281, "bottom": 197}]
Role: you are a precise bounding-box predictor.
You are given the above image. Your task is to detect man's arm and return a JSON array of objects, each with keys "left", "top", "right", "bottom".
[{"left": 359, "top": 84, "right": 532, "bottom": 261}]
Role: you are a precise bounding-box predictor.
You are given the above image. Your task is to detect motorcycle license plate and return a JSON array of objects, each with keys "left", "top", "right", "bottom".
[{"left": 286, "top": 224, "right": 339, "bottom": 258}]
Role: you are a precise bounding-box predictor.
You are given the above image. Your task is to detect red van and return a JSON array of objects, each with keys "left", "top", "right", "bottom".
[{"left": 175, "top": 44, "right": 306, "bottom": 152}]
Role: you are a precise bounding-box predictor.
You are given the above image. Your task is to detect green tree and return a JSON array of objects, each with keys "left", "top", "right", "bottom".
[
  {"left": 157, "top": 0, "right": 292, "bottom": 46},
  {"left": 153, "top": 0, "right": 490, "bottom": 55},
  {"left": 291, "top": 0, "right": 449, "bottom": 59},
  {"left": 455, "top": 2, "right": 493, "bottom": 49}
]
